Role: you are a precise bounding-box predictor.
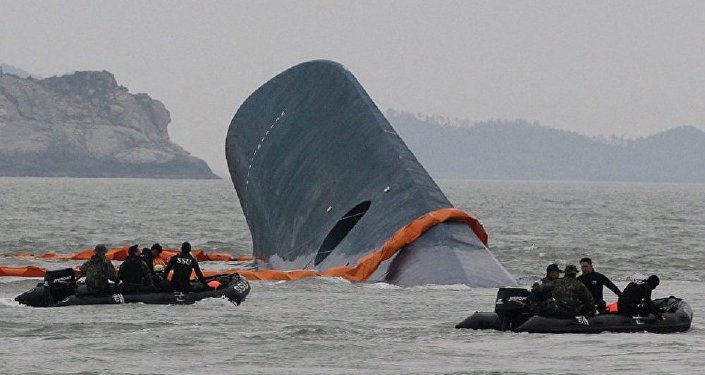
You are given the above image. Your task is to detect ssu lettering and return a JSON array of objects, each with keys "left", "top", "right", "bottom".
[{"left": 177, "top": 258, "right": 192, "bottom": 265}]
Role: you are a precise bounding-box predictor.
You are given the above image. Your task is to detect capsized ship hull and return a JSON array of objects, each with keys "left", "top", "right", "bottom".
[{"left": 226, "top": 60, "right": 515, "bottom": 286}]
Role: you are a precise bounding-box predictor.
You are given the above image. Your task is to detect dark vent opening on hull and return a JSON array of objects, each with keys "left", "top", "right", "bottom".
[{"left": 314, "top": 201, "right": 371, "bottom": 266}]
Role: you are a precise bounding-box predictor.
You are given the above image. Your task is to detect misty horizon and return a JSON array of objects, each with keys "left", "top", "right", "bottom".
[{"left": 3, "top": 2, "right": 704, "bottom": 173}]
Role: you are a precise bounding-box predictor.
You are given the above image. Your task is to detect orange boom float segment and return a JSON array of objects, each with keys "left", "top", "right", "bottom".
[{"left": 1, "top": 208, "right": 486, "bottom": 283}]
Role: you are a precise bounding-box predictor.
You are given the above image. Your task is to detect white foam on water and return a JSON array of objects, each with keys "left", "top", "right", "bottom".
[
  {"left": 0, "top": 276, "right": 41, "bottom": 283},
  {"left": 194, "top": 296, "right": 237, "bottom": 307},
  {"left": 367, "top": 282, "right": 400, "bottom": 290},
  {"left": 409, "top": 283, "right": 472, "bottom": 291},
  {"left": 0, "top": 297, "right": 21, "bottom": 307}
]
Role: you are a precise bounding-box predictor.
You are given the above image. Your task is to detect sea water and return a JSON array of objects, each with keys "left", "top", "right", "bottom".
[{"left": 1, "top": 178, "right": 703, "bottom": 374}]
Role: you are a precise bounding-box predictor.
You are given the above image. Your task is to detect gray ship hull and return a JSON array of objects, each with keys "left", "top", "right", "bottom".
[{"left": 226, "top": 60, "right": 515, "bottom": 286}]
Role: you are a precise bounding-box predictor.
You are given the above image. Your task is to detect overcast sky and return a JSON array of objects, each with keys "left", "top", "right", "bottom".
[{"left": 2, "top": 1, "right": 704, "bottom": 173}]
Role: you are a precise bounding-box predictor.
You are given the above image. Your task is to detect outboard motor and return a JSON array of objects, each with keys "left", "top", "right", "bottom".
[
  {"left": 14, "top": 268, "right": 77, "bottom": 307},
  {"left": 494, "top": 287, "right": 531, "bottom": 331},
  {"left": 44, "top": 268, "right": 77, "bottom": 300}
]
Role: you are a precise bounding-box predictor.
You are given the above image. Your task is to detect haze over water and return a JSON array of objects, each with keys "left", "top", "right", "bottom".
[{"left": 1, "top": 178, "right": 704, "bottom": 374}]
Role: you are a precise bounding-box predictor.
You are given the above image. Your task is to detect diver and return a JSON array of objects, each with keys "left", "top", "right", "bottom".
[
  {"left": 118, "top": 245, "right": 155, "bottom": 293},
  {"left": 79, "top": 244, "right": 119, "bottom": 295},
  {"left": 532, "top": 265, "right": 594, "bottom": 317},
  {"left": 163, "top": 242, "right": 209, "bottom": 292},
  {"left": 577, "top": 257, "right": 621, "bottom": 313},
  {"left": 617, "top": 274, "right": 665, "bottom": 320}
]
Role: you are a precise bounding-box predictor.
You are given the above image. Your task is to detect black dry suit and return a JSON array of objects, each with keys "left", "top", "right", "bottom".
[
  {"left": 618, "top": 277, "right": 659, "bottom": 317},
  {"left": 577, "top": 271, "right": 621, "bottom": 304},
  {"left": 164, "top": 252, "right": 208, "bottom": 292},
  {"left": 118, "top": 254, "right": 154, "bottom": 292}
]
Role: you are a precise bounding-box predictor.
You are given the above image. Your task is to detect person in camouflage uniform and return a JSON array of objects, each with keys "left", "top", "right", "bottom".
[
  {"left": 79, "top": 244, "right": 119, "bottom": 295},
  {"left": 532, "top": 264, "right": 594, "bottom": 316},
  {"left": 527, "top": 263, "right": 562, "bottom": 315}
]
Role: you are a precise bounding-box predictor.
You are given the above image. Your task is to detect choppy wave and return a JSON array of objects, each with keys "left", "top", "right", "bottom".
[{"left": 1, "top": 178, "right": 705, "bottom": 374}]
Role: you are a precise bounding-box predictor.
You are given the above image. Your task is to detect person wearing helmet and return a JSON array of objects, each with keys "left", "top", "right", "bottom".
[
  {"left": 151, "top": 264, "right": 169, "bottom": 291},
  {"left": 162, "top": 242, "right": 209, "bottom": 292},
  {"left": 617, "top": 275, "right": 664, "bottom": 320},
  {"left": 153, "top": 264, "right": 165, "bottom": 277}
]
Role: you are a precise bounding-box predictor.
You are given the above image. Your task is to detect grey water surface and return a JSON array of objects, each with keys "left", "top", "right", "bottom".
[{"left": 1, "top": 178, "right": 703, "bottom": 374}]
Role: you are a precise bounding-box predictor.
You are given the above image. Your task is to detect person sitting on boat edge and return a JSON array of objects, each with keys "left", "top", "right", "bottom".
[
  {"left": 617, "top": 274, "right": 665, "bottom": 320},
  {"left": 577, "top": 257, "right": 621, "bottom": 313},
  {"left": 118, "top": 245, "right": 155, "bottom": 293},
  {"left": 79, "top": 244, "right": 119, "bottom": 295},
  {"left": 527, "top": 263, "right": 563, "bottom": 315},
  {"left": 163, "top": 241, "right": 210, "bottom": 292},
  {"left": 533, "top": 264, "right": 595, "bottom": 317}
]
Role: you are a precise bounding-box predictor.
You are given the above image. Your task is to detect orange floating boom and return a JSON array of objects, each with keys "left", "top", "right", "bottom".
[{"left": 1, "top": 208, "right": 484, "bottom": 282}]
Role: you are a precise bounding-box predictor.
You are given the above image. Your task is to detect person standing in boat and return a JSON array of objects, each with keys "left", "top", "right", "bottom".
[
  {"left": 533, "top": 264, "right": 594, "bottom": 316},
  {"left": 617, "top": 275, "right": 665, "bottom": 320},
  {"left": 118, "top": 245, "right": 155, "bottom": 293},
  {"left": 163, "top": 242, "right": 209, "bottom": 292},
  {"left": 577, "top": 257, "right": 621, "bottom": 313},
  {"left": 79, "top": 244, "right": 119, "bottom": 295}
]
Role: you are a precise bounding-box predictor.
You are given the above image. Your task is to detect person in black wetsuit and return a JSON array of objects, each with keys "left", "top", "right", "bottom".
[
  {"left": 577, "top": 257, "right": 621, "bottom": 312},
  {"left": 163, "top": 242, "right": 209, "bottom": 292},
  {"left": 118, "top": 245, "right": 155, "bottom": 293},
  {"left": 617, "top": 274, "right": 664, "bottom": 320}
]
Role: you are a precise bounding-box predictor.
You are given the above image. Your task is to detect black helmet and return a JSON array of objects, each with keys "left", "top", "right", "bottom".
[
  {"left": 181, "top": 241, "right": 191, "bottom": 253},
  {"left": 647, "top": 274, "right": 660, "bottom": 288}
]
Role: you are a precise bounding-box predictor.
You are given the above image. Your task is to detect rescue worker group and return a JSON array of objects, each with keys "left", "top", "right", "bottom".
[
  {"left": 528, "top": 258, "right": 665, "bottom": 319},
  {"left": 79, "top": 243, "right": 663, "bottom": 319},
  {"left": 79, "top": 242, "right": 212, "bottom": 296}
]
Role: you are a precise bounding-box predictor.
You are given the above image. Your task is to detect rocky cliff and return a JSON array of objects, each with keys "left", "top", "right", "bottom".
[{"left": 0, "top": 70, "right": 217, "bottom": 178}]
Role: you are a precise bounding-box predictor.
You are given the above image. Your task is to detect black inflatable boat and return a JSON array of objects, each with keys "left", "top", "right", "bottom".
[
  {"left": 455, "top": 287, "right": 692, "bottom": 333},
  {"left": 15, "top": 268, "right": 251, "bottom": 307}
]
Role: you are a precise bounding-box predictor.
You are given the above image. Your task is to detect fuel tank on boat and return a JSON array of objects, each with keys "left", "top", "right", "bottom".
[{"left": 225, "top": 60, "right": 515, "bottom": 286}]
